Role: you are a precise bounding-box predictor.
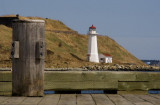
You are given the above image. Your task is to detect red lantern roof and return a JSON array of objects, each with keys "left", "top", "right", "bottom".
[
  {"left": 103, "top": 53, "right": 112, "bottom": 57},
  {"left": 89, "top": 25, "right": 96, "bottom": 29}
]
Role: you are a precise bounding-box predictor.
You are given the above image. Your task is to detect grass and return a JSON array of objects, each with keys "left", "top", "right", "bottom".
[{"left": 0, "top": 15, "right": 145, "bottom": 68}]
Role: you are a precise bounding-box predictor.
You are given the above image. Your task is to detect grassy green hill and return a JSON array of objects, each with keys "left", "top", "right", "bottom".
[{"left": 0, "top": 15, "right": 145, "bottom": 68}]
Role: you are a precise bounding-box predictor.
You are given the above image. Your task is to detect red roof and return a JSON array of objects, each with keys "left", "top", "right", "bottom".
[
  {"left": 89, "top": 25, "right": 96, "bottom": 29},
  {"left": 103, "top": 53, "right": 112, "bottom": 57}
]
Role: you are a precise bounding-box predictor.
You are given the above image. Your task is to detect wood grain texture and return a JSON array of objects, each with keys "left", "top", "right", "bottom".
[
  {"left": 12, "top": 20, "right": 45, "bottom": 96},
  {"left": 118, "top": 81, "right": 149, "bottom": 91},
  {"left": 58, "top": 94, "right": 76, "bottom": 105},
  {"left": 1, "top": 71, "right": 160, "bottom": 92},
  {"left": 92, "top": 94, "right": 114, "bottom": 105},
  {"left": 0, "top": 71, "right": 11, "bottom": 81},
  {"left": 0, "top": 96, "right": 10, "bottom": 103},
  {"left": 39, "top": 94, "right": 60, "bottom": 105},
  {"left": 107, "top": 94, "right": 134, "bottom": 105},
  {"left": 121, "top": 94, "right": 154, "bottom": 105},
  {"left": 118, "top": 90, "right": 148, "bottom": 94},
  {"left": 149, "top": 94, "right": 160, "bottom": 99},
  {"left": 77, "top": 94, "right": 95, "bottom": 105},
  {"left": 0, "top": 94, "right": 160, "bottom": 105},
  {"left": 136, "top": 95, "right": 160, "bottom": 105},
  {"left": 20, "top": 97, "right": 42, "bottom": 105},
  {"left": 45, "top": 81, "right": 117, "bottom": 90},
  {"left": 134, "top": 102, "right": 154, "bottom": 105},
  {"left": 1, "top": 97, "right": 26, "bottom": 105}
]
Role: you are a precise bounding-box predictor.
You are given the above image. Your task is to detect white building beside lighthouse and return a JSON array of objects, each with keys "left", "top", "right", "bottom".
[{"left": 87, "top": 25, "right": 99, "bottom": 63}]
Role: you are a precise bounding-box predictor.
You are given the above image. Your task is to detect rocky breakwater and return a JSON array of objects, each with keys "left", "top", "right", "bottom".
[{"left": 81, "top": 64, "right": 160, "bottom": 71}]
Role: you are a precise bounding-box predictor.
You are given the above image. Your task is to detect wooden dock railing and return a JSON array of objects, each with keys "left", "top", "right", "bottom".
[{"left": 1, "top": 69, "right": 160, "bottom": 95}]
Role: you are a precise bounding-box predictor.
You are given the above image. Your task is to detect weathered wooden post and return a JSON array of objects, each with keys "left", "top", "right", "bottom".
[{"left": 11, "top": 20, "right": 45, "bottom": 96}]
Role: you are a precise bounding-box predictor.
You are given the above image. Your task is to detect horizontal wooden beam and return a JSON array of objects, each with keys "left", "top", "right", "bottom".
[{"left": 0, "top": 71, "right": 160, "bottom": 91}]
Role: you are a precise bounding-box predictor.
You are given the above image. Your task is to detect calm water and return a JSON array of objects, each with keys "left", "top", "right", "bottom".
[
  {"left": 148, "top": 90, "right": 160, "bottom": 94},
  {"left": 81, "top": 90, "right": 104, "bottom": 94},
  {"left": 44, "top": 90, "right": 104, "bottom": 94},
  {"left": 44, "top": 90, "right": 160, "bottom": 94},
  {"left": 44, "top": 91, "right": 55, "bottom": 94}
]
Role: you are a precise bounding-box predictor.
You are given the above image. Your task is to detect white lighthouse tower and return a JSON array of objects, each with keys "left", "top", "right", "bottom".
[{"left": 87, "top": 25, "right": 99, "bottom": 63}]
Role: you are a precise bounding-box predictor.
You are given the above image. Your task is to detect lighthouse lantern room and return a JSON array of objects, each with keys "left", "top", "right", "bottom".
[{"left": 87, "top": 25, "right": 99, "bottom": 63}]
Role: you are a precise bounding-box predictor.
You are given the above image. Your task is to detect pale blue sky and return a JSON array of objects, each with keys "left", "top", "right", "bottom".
[{"left": 0, "top": 0, "right": 160, "bottom": 60}]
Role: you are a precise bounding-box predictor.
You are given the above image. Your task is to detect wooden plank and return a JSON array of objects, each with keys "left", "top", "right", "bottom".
[
  {"left": 0, "top": 96, "right": 9, "bottom": 103},
  {"left": 118, "top": 81, "right": 149, "bottom": 91},
  {"left": 121, "top": 94, "right": 154, "bottom": 105},
  {"left": 58, "top": 94, "right": 76, "bottom": 105},
  {"left": 118, "top": 91, "right": 148, "bottom": 94},
  {"left": 44, "top": 81, "right": 117, "bottom": 90},
  {"left": 0, "top": 82, "right": 12, "bottom": 92},
  {"left": 148, "top": 82, "right": 160, "bottom": 89},
  {"left": 0, "top": 92, "right": 12, "bottom": 96},
  {"left": 107, "top": 94, "right": 134, "bottom": 105},
  {"left": 0, "top": 72, "right": 12, "bottom": 81},
  {"left": 134, "top": 102, "right": 154, "bottom": 105},
  {"left": 0, "top": 94, "right": 159, "bottom": 105},
  {"left": 38, "top": 94, "right": 60, "bottom": 105},
  {"left": 1, "top": 71, "right": 160, "bottom": 91},
  {"left": 135, "top": 72, "right": 150, "bottom": 81},
  {"left": 111, "top": 72, "right": 137, "bottom": 81},
  {"left": 91, "top": 94, "right": 114, "bottom": 105},
  {"left": 148, "top": 72, "right": 160, "bottom": 81},
  {"left": 20, "top": 97, "right": 42, "bottom": 105},
  {"left": 45, "top": 71, "right": 117, "bottom": 82},
  {"left": 45, "top": 71, "right": 137, "bottom": 82},
  {"left": 149, "top": 94, "right": 160, "bottom": 99},
  {"left": 77, "top": 94, "right": 95, "bottom": 105},
  {"left": 136, "top": 95, "right": 160, "bottom": 105},
  {"left": 1, "top": 71, "right": 160, "bottom": 82},
  {"left": 120, "top": 94, "right": 144, "bottom": 102},
  {"left": 1, "top": 97, "right": 26, "bottom": 105},
  {"left": 115, "top": 72, "right": 152, "bottom": 81}
]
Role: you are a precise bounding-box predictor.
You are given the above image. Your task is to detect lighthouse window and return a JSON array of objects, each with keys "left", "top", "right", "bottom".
[{"left": 90, "top": 29, "right": 95, "bottom": 31}]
